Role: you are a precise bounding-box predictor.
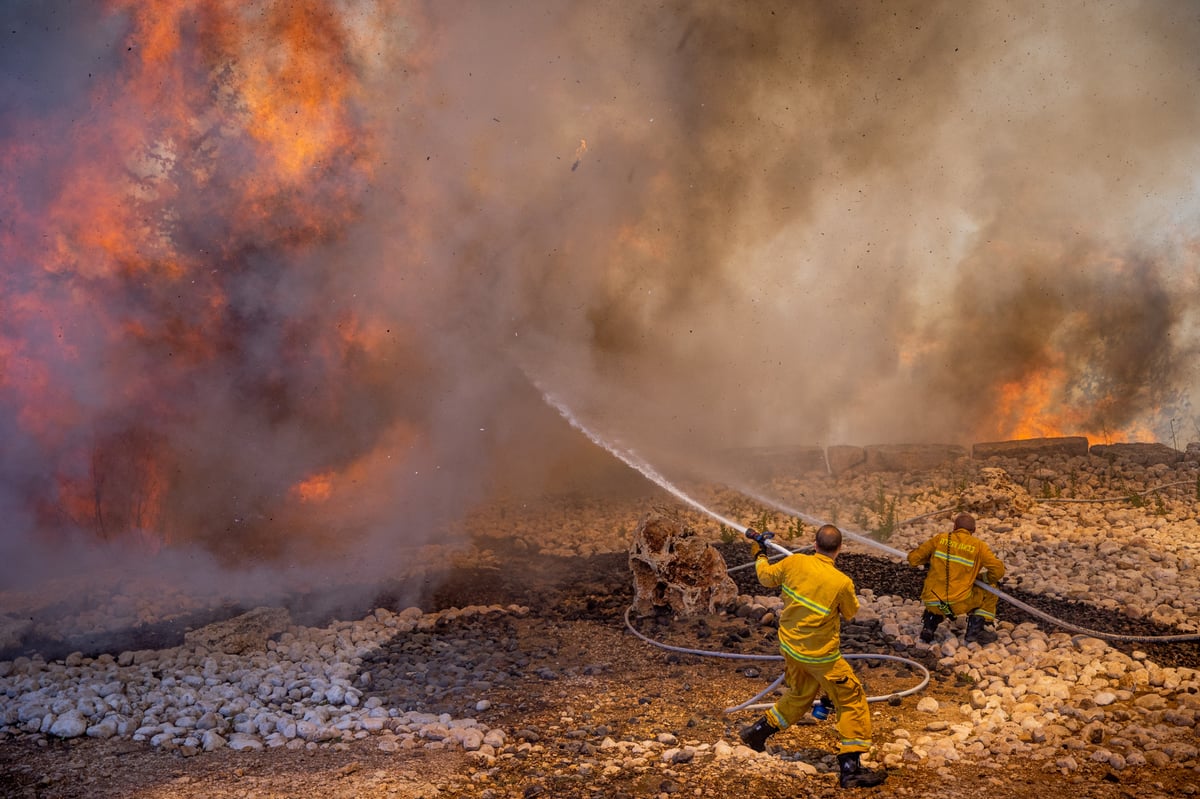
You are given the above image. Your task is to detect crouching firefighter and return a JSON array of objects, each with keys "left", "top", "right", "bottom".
[
  {"left": 907, "top": 512, "right": 1006, "bottom": 645},
  {"left": 739, "top": 524, "right": 887, "bottom": 789}
]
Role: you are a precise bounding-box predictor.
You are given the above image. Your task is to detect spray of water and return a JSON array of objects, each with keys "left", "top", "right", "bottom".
[
  {"left": 536, "top": 375, "right": 907, "bottom": 561},
  {"left": 735, "top": 484, "right": 909, "bottom": 560},
  {"left": 538, "top": 382, "right": 1200, "bottom": 643},
  {"left": 537, "top": 386, "right": 743, "bottom": 531}
]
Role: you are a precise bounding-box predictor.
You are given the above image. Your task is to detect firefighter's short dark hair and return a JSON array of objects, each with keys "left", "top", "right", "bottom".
[
  {"left": 953, "top": 512, "right": 976, "bottom": 532},
  {"left": 815, "top": 524, "right": 842, "bottom": 553}
]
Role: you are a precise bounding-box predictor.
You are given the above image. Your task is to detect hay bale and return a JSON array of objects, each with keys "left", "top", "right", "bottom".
[
  {"left": 863, "top": 444, "right": 968, "bottom": 472},
  {"left": 972, "top": 436, "right": 1090, "bottom": 460},
  {"left": 1090, "top": 442, "right": 1183, "bottom": 466},
  {"left": 628, "top": 511, "right": 737, "bottom": 618}
]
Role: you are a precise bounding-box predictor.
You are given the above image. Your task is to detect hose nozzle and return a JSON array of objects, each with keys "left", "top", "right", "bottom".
[{"left": 744, "top": 527, "right": 775, "bottom": 546}]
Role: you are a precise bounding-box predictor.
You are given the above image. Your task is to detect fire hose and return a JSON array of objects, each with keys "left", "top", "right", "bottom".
[
  {"left": 536, "top": 381, "right": 1200, "bottom": 638},
  {"left": 535, "top": 385, "right": 1200, "bottom": 726},
  {"left": 625, "top": 528, "right": 932, "bottom": 716},
  {"left": 624, "top": 489, "right": 1200, "bottom": 721},
  {"left": 623, "top": 605, "right": 932, "bottom": 715},
  {"left": 746, "top": 490, "right": 1200, "bottom": 644}
]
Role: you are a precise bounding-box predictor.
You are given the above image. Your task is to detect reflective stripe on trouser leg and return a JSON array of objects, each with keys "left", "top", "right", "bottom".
[
  {"left": 943, "top": 585, "right": 1000, "bottom": 621},
  {"left": 767, "top": 655, "right": 822, "bottom": 729},
  {"left": 823, "top": 657, "right": 872, "bottom": 754},
  {"left": 768, "top": 654, "right": 873, "bottom": 755},
  {"left": 968, "top": 585, "right": 999, "bottom": 620}
]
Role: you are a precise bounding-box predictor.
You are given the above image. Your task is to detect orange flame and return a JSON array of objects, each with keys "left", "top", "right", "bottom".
[
  {"left": 994, "top": 367, "right": 1067, "bottom": 440},
  {"left": 991, "top": 365, "right": 1155, "bottom": 444},
  {"left": 292, "top": 472, "right": 335, "bottom": 504},
  {"left": 0, "top": 1, "right": 410, "bottom": 551},
  {"left": 54, "top": 430, "right": 170, "bottom": 548}
]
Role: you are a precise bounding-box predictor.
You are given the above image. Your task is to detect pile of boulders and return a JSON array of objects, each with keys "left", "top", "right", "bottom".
[{"left": 0, "top": 605, "right": 519, "bottom": 757}]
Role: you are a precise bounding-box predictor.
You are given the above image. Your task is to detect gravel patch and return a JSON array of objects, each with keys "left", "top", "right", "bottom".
[{"left": 2, "top": 449, "right": 1200, "bottom": 797}]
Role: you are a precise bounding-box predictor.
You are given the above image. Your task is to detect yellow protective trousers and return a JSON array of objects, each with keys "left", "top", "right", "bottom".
[
  {"left": 929, "top": 584, "right": 999, "bottom": 621},
  {"left": 765, "top": 653, "right": 872, "bottom": 755}
]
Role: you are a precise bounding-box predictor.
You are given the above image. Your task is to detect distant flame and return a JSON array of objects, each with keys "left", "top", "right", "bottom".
[
  {"left": 991, "top": 364, "right": 1155, "bottom": 444},
  {"left": 994, "top": 367, "right": 1067, "bottom": 440},
  {"left": 54, "top": 429, "right": 170, "bottom": 547},
  {"left": 292, "top": 472, "right": 335, "bottom": 504}
]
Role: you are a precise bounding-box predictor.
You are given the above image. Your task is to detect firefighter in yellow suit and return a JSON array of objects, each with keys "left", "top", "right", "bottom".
[
  {"left": 739, "top": 524, "right": 886, "bottom": 789},
  {"left": 908, "top": 512, "right": 1006, "bottom": 645}
]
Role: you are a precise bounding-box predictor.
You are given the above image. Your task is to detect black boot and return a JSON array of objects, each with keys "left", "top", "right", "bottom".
[
  {"left": 919, "top": 610, "right": 943, "bottom": 643},
  {"left": 838, "top": 752, "right": 887, "bottom": 788},
  {"left": 738, "top": 716, "right": 779, "bottom": 752},
  {"left": 965, "top": 614, "right": 998, "bottom": 645}
]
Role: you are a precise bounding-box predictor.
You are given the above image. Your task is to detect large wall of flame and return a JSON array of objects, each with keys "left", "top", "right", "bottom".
[{"left": 2, "top": 1, "right": 1200, "bottom": 587}]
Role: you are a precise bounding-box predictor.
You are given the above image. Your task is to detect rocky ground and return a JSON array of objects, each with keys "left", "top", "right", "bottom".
[{"left": 2, "top": 447, "right": 1200, "bottom": 798}]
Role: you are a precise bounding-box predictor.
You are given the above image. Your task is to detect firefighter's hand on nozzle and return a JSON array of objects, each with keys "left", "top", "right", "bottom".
[
  {"left": 745, "top": 527, "right": 773, "bottom": 556},
  {"left": 744, "top": 527, "right": 774, "bottom": 543}
]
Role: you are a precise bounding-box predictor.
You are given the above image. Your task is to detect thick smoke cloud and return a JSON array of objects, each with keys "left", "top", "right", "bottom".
[
  {"left": 2, "top": 1, "right": 1200, "bottom": 598},
  {"left": 400, "top": 1, "right": 1200, "bottom": 458}
]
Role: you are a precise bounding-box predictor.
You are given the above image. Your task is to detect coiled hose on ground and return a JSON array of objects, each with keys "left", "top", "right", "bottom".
[
  {"left": 623, "top": 604, "right": 932, "bottom": 714},
  {"left": 627, "top": 483, "right": 1200, "bottom": 718},
  {"left": 536, "top": 385, "right": 1199, "bottom": 723},
  {"left": 626, "top": 527, "right": 935, "bottom": 714}
]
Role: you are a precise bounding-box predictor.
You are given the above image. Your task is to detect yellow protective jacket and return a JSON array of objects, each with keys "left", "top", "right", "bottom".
[
  {"left": 754, "top": 551, "right": 858, "bottom": 665},
  {"left": 908, "top": 527, "right": 1005, "bottom": 612}
]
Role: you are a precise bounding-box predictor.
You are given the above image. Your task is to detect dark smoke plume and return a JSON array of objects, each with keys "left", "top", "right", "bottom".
[{"left": 2, "top": 1, "right": 1199, "bottom": 601}]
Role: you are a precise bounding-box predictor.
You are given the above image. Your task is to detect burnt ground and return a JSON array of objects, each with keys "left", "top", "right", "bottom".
[
  {"left": 2, "top": 545, "right": 1199, "bottom": 798},
  {"left": 420, "top": 546, "right": 1200, "bottom": 670}
]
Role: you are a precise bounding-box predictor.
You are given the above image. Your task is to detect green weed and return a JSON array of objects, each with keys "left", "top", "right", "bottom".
[
  {"left": 1126, "top": 487, "right": 1147, "bottom": 508},
  {"left": 859, "top": 480, "right": 899, "bottom": 542}
]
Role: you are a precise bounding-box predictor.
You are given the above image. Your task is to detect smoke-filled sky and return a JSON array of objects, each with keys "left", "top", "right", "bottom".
[{"left": 2, "top": 1, "right": 1200, "bottom": 588}]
